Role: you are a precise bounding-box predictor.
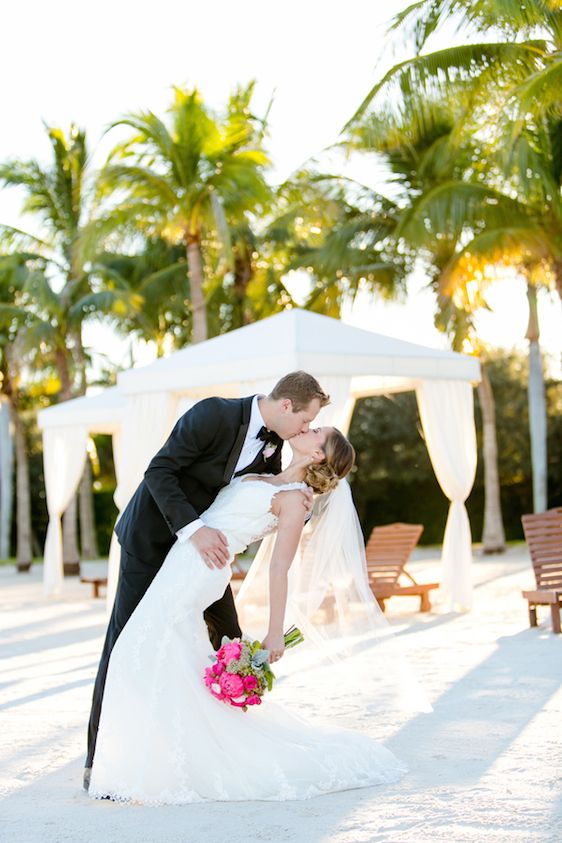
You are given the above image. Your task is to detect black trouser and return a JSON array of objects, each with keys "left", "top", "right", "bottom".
[{"left": 85, "top": 545, "right": 242, "bottom": 768}]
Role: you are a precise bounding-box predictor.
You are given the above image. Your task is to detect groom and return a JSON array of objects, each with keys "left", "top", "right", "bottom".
[{"left": 84, "top": 371, "right": 330, "bottom": 788}]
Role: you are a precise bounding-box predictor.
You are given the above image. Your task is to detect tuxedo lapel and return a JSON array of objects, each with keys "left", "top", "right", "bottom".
[
  {"left": 235, "top": 439, "right": 282, "bottom": 477},
  {"left": 222, "top": 395, "right": 255, "bottom": 484},
  {"left": 235, "top": 444, "right": 265, "bottom": 476}
]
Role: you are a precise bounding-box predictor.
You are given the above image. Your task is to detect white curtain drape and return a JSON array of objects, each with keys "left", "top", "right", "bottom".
[
  {"left": 106, "top": 392, "right": 179, "bottom": 611},
  {"left": 316, "top": 376, "right": 355, "bottom": 433},
  {"left": 105, "top": 428, "right": 123, "bottom": 615},
  {"left": 0, "top": 396, "right": 14, "bottom": 560},
  {"left": 416, "top": 380, "right": 477, "bottom": 610},
  {"left": 42, "top": 426, "right": 88, "bottom": 596}
]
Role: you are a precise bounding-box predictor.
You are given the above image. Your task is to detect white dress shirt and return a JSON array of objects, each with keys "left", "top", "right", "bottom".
[{"left": 176, "top": 395, "right": 267, "bottom": 543}]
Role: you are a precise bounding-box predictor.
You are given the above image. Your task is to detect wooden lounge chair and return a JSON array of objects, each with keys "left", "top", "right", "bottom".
[
  {"left": 365, "top": 522, "right": 439, "bottom": 612},
  {"left": 521, "top": 507, "right": 562, "bottom": 634},
  {"left": 230, "top": 556, "right": 248, "bottom": 581},
  {"left": 80, "top": 576, "right": 107, "bottom": 598}
]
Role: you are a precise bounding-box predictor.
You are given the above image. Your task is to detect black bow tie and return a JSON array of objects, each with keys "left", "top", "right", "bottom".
[{"left": 256, "top": 425, "right": 282, "bottom": 447}]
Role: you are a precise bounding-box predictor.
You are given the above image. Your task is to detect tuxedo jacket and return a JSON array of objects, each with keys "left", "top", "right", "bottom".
[{"left": 114, "top": 395, "right": 283, "bottom": 565}]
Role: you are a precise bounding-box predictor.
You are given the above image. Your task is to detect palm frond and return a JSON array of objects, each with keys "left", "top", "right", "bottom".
[
  {"left": 396, "top": 180, "right": 531, "bottom": 244},
  {"left": 0, "top": 160, "right": 64, "bottom": 232},
  {"left": 15, "top": 318, "right": 59, "bottom": 351},
  {"left": 137, "top": 260, "right": 187, "bottom": 296},
  {"left": 500, "top": 126, "right": 562, "bottom": 219},
  {"left": 107, "top": 110, "right": 186, "bottom": 185},
  {"left": 389, "top": 0, "right": 560, "bottom": 51},
  {"left": 78, "top": 201, "right": 165, "bottom": 262},
  {"left": 0, "top": 303, "right": 29, "bottom": 324},
  {"left": 99, "top": 163, "right": 178, "bottom": 205},
  {"left": 0, "top": 223, "right": 52, "bottom": 254},
  {"left": 458, "top": 0, "right": 561, "bottom": 38},
  {"left": 22, "top": 271, "right": 62, "bottom": 317},
  {"left": 345, "top": 41, "right": 545, "bottom": 129},
  {"left": 69, "top": 288, "right": 145, "bottom": 320},
  {"left": 45, "top": 124, "right": 77, "bottom": 232},
  {"left": 441, "top": 224, "right": 558, "bottom": 294},
  {"left": 387, "top": 0, "right": 454, "bottom": 53},
  {"left": 509, "top": 55, "right": 562, "bottom": 128}
]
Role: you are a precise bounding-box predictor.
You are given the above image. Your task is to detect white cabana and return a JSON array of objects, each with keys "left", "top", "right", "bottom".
[
  {"left": 37, "top": 387, "right": 127, "bottom": 598},
  {"left": 37, "top": 308, "right": 480, "bottom": 610}
]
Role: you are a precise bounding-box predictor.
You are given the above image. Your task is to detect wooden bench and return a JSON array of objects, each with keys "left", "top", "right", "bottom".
[
  {"left": 365, "top": 522, "right": 439, "bottom": 613},
  {"left": 521, "top": 508, "right": 562, "bottom": 634},
  {"left": 80, "top": 576, "right": 107, "bottom": 599}
]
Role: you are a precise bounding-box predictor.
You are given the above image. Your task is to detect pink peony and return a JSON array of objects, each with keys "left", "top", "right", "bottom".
[
  {"left": 246, "top": 694, "right": 262, "bottom": 706},
  {"left": 218, "top": 672, "right": 245, "bottom": 698},
  {"left": 243, "top": 675, "right": 258, "bottom": 691},
  {"left": 212, "top": 662, "right": 225, "bottom": 676},
  {"left": 216, "top": 641, "right": 243, "bottom": 663}
]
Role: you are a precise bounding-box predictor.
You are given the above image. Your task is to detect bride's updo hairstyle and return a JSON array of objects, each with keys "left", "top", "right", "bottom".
[{"left": 304, "top": 428, "right": 355, "bottom": 494}]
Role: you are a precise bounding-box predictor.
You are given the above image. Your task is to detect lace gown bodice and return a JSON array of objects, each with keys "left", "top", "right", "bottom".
[
  {"left": 201, "top": 475, "right": 308, "bottom": 552},
  {"left": 89, "top": 477, "right": 406, "bottom": 804}
]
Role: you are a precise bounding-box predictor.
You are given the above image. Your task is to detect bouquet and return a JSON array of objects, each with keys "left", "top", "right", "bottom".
[{"left": 204, "top": 625, "right": 304, "bottom": 711}]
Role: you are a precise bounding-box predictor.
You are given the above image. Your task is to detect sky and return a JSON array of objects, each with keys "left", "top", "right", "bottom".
[{"left": 1, "top": 0, "right": 561, "bottom": 378}]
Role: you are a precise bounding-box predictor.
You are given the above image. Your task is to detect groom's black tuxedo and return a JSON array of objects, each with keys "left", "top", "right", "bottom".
[
  {"left": 86, "top": 394, "right": 283, "bottom": 769},
  {"left": 115, "top": 395, "right": 282, "bottom": 564}
]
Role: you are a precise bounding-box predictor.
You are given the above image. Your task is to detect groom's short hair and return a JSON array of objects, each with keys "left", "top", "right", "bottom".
[{"left": 270, "top": 371, "right": 330, "bottom": 412}]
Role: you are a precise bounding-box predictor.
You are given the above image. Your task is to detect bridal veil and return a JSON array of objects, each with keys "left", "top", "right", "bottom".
[{"left": 236, "top": 479, "right": 432, "bottom": 716}]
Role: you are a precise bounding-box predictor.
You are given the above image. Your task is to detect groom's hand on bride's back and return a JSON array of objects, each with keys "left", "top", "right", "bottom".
[{"left": 191, "top": 526, "right": 230, "bottom": 569}]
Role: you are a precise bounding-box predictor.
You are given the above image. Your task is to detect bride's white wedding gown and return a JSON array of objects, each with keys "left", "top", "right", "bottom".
[{"left": 89, "top": 477, "right": 406, "bottom": 804}]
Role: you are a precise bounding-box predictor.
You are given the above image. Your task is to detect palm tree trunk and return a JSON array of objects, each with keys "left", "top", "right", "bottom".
[
  {"left": 553, "top": 259, "right": 562, "bottom": 372},
  {"left": 526, "top": 282, "right": 548, "bottom": 513},
  {"left": 79, "top": 458, "right": 98, "bottom": 559},
  {"left": 11, "top": 404, "right": 32, "bottom": 571},
  {"left": 553, "top": 259, "right": 562, "bottom": 304},
  {"left": 55, "top": 348, "right": 73, "bottom": 401},
  {"left": 55, "top": 346, "right": 81, "bottom": 572},
  {"left": 74, "top": 332, "right": 98, "bottom": 559},
  {"left": 0, "top": 395, "right": 14, "bottom": 560},
  {"left": 186, "top": 234, "right": 208, "bottom": 343},
  {"left": 62, "top": 495, "right": 80, "bottom": 575},
  {"left": 233, "top": 244, "right": 253, "bottom": 327},
  {"left": 478, "top": 364, "right": 506, "bottom": 553},
  {"left": 75, "top": 329, "right": 88, "bottom": 396}
]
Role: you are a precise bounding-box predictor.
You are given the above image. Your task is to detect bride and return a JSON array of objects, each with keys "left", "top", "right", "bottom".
[{"left": 88, "top": 426, "right": 408, "bottom": 804}]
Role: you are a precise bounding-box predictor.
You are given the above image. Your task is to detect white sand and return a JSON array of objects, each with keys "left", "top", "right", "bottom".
[{"left": 1, "top": 547, "right": 561, "bottom": 843}]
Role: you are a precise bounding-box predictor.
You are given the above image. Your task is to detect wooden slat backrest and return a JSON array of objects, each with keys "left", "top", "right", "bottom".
[
  {"left": 521, "top": 508, "right": 562, "bottom": 589},
  {"left": 365, "top": 523, "right": 424, "bottom": 585}
]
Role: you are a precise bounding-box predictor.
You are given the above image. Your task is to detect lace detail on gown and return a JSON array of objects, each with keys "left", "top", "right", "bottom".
[{"left": 89, "top": 475, "right": 407, "bottom": 804}]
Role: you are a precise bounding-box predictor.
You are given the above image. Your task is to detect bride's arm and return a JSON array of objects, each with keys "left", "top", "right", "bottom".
[{"left": 262, "top": 491, "right": 307, "bottom": 663}]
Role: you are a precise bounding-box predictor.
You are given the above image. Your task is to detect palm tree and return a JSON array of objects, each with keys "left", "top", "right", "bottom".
[
  {"left": 348, "top": 0, "right": 562, "bottom": 305},
  {"left": 344, "top": 94, "right": 509, "bottom": 548},
  {"left": 78, "top": 236, "right": 191, "bottom": 356},
  {"left": 256, "top": 171, "right": 407, "bottom": 319},
  {"left": 1, "top": 353, "right": 33, "bottom": 571},
  {"left": 0, "top": 255, "right": 34, "bottom": 569},
  {"left": 0, "top": 124, "right": 104, "bottom": 571},
  {"left": 346, "top": 3, "right": 561, "bottom": 516},
  {"left": 0, "top": 391, "right": 13, "bottom": 561},
  {"left": 90, "top": 84, "right": 272, "bottom": 344},
  {"left": 380, "top": 137, "right": 555, "bottom": 515},
  {"left": 526, "top": 281, "right": 548, "bottom": 511}
]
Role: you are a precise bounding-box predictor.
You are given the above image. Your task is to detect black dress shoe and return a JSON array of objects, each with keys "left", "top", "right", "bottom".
[{"left": 83, "top": 767, "right": 92, "bottom": 792}]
